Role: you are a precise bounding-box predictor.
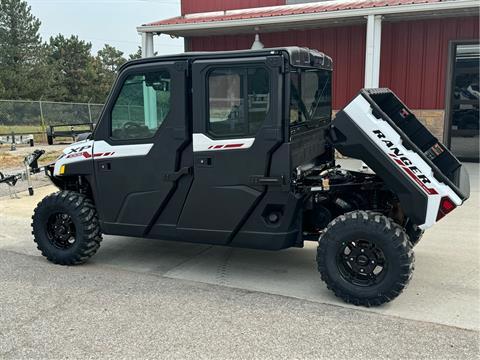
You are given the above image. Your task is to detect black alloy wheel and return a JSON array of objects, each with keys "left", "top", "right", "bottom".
[
  {"left": 46, "top": 212, "right": 77, "bottom": 249},
  {"left": 317, "top": 210, "right": 414, "bottom": 307}
]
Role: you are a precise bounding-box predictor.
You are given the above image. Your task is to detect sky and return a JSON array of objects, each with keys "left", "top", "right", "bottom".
[{"left": 27, "top": 0, "right": 184, "bottom": 57}]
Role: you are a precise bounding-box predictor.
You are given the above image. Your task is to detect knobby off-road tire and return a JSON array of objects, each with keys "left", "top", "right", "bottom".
[
  {"left": 317, "top": 210, "right": 414, "bottom": 307},
  {"left": 32, "top": 191, "right": 102, "bottom": 265},
  {"left": 406, "top": 225, "right": 424, "bottom": 248}
]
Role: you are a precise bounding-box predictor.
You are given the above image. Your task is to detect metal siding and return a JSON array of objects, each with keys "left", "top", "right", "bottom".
[
  {"left": 188, "top": 16, "right": 478, "bottom": 110},
  {"left": 181, "top": 0, "right": 285, "bottom": 15},
  {"left": 190, "top": 25, "right": 365, "bottom": 109},
  {"left": 380, "top": 16, "right": 479, "bottom": 109}
]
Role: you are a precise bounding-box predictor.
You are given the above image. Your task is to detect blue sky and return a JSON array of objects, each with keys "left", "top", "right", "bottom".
[{"left": 27, "top": 0, "right": 184, "bottom": 56}]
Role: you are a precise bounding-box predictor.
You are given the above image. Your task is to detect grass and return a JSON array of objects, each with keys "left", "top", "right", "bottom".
[
  {"left": 0, "top": 125, "right": 44, "bottom": 135},
  {"left": 0, "top": 148, "right": 63, "bottom": 170}
]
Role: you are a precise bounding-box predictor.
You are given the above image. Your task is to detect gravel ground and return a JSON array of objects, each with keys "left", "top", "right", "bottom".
[
  {"left": 0, "top": 250, "right": 478, "bottom": 360},
  {"left": 0, "top": 159, "right": 478, "bottom": 359}
]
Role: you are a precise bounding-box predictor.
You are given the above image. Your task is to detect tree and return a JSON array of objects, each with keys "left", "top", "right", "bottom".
[
  {"left": 0, "top": 1, "right": 142, "bottom": 103},
  {"left": 0, "top": 0, "right": 44, "bottom": 99},
  {"left": 89, "top": 44, "right": 126, "bottom": 103},
  {"left": 97, "top": 44, "right": 126, "bottom": 72},
  {"left": 129, "top": 47, "right": 143, "bottom": 60},
  {"left": 46, "top": 34, "right": 96, "bottom": 102}
]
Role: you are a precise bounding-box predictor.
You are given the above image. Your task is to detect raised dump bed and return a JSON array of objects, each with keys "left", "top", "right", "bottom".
[{"left": 332, "top": 88, "right": 470, "bottom": 229}]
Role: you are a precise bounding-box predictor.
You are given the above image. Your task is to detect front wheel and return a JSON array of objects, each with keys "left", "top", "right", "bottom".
[
  {"left": 317, "top": 211, "right": 414, "bottom": 307},
  {"left": 32, "top": 191, "right": 102, "bottom": 265}
]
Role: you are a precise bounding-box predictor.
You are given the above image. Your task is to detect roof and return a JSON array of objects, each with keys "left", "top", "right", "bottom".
[
  {"left": 138, "top": 0, "right": 479, "bottom": 36},
  {"left": 147, "top": 0, "right": 442, "bottom": 26},
  {"left": 122, "top": 47, "right": 333, "bottom": 72}
]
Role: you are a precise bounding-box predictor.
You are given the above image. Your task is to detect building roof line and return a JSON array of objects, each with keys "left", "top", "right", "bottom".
[{"left": 137, "top": 0, "right": 479, "bottom": 35}]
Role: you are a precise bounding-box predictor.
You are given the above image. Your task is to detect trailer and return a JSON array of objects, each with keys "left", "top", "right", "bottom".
[{"left": 46, "top": 122, "right": 94, "bottom": 145}]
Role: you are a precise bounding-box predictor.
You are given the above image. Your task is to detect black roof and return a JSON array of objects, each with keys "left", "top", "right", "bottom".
[{"left": 121, "top": 47, "right": 333, "bottom": 72}]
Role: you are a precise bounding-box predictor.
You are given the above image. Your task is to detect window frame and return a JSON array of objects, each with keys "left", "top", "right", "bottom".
[
  {"left": 289, "top": 67, "right": 332, "bottom": 135},
  {"left": 109, "top": 68, "right": 172, "bottom": 142},
  {"left": 205, "top": 64, "right": 271, "bottom": 140}
]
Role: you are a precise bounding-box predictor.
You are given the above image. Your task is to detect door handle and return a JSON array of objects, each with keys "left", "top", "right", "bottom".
[
  {"left": 163, "top": 167, "right": 192, "bottom": 182},
  {"left": 98, "top": 162, "right": 111, "bottom": 171},
  {"left": 196, "top": 157, "right": 213, "bottom": 167}
]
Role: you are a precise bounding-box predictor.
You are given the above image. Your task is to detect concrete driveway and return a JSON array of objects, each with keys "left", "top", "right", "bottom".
[{"left": 0, "top": 162, "right": 478, "bottom": 359}]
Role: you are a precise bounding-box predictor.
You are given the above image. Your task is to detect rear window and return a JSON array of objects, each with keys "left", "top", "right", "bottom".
[{"left": 290, "top": 69, "right": 332, "bottom": 133}]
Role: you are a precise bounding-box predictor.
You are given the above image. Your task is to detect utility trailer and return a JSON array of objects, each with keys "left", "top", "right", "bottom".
[
  {"left": 46, "top": 122, "right": 95, "bottom": 145},
  {"left": 32, "top": 47, "right": 469, "bottom": 306}
]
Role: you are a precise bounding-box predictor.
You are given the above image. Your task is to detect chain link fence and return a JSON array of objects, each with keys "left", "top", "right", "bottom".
[
  {"left": 0, "top": 99, "right": 171, "bottom": 145},
  {"left": 0, "top": 99, "right": 104, "bottom": 139}
]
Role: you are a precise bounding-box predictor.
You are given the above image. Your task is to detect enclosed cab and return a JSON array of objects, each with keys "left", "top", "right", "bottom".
[{"left": 33, "top": 47, "right": 469, "bottom": 307}]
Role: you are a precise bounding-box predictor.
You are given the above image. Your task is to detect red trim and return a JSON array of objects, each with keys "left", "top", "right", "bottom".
[
  {"left": 391, "top": 156, "right": 438, "bottom": 195},
  {"left": 223, "top": 143, "right": 243, "bottom": 148},
  {"left": 205, "top": 143, "right": 245, "bottom": 150},
  {"left": 81, "top": 151, "right": 116, "bottom": 159}
]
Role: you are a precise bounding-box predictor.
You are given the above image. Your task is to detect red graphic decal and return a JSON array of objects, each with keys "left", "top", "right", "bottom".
[
  {"left": 80, "top": 151, "right": 115, "bottom": 159},
  {"left": 207, "top": 143, "right": 245, "bottom": 150},
  {"left": 390, "top": 155, "right": 438, "bottom": 195},
  {"left": 402, "top": 166, "right": 438, "bottom": 195},
  {"left": 223, "top": 143, "right": 243, "bottom": 148}
]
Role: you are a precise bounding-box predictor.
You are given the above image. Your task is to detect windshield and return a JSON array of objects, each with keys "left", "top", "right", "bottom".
[{"left": 290, "top": 69, "right": 332, "bottom": 131}]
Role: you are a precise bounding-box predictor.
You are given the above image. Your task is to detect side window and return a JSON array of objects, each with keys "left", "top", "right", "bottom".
[
  {"left": 208, "top": 67, "right": 270, "bottom": 138},
  {"left": 111, "top": 71, "right": 171, "bottom": 140}
]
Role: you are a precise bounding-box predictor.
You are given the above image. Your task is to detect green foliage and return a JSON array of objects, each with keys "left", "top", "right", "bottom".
[
  {"left": 0, "top": 0, "right": 43, "bottom": 99},
  {"left": 92, "top": 44, "right": 127, "bottom": 103},
  {"left": 129, "top": 47, "right": 143, "bottom": 60},
  {"left": 0, "top": 0, "right": 143, "bottom": 103},
  {"left": 46, "top": 34, "right": 96, "bottom": 102}
]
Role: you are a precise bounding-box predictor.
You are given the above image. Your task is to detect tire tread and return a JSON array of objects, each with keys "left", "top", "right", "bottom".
[
  {"left": 32, "top": 191, "right": 102, "bottom": 265},
  {"left": 317, "top": 210, "right": 414, "bottom": 307}
]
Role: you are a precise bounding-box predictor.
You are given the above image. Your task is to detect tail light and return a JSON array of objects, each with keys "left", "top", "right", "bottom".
[{"left": 436, "top": 196, "right": 456, "bottom": 221}]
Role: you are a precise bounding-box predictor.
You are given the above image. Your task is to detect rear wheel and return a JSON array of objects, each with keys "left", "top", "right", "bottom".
[
  {"left": 406, "top": 223, "right": 424, "bottom": 247},
  {"left": 32, "top": 191, "right": 102, "bottom": 265},
  {"left": 317, "top": 210, "right": 414, "bottom": 306}
]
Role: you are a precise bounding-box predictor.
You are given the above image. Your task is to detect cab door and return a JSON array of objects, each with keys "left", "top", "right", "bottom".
[
  {"left": 177, "top": 56, "right": 285, "bottom": 244},
  {"left": 93, "top": 61, "right": 191, "bottom": 237}
]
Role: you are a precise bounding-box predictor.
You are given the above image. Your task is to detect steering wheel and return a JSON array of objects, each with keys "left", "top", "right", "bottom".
[{"left": 123, "top": 122, "right": 142, "bottom": 131}]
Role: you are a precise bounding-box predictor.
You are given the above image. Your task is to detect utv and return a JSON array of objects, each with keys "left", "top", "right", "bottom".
[{"left": 33, "top": 47, "right": 470, "bottom": 306}]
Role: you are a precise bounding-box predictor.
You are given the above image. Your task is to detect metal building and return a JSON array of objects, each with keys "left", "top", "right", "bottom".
[{"left": 138, "top": 0, "right": 479, "bottom": 160}]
